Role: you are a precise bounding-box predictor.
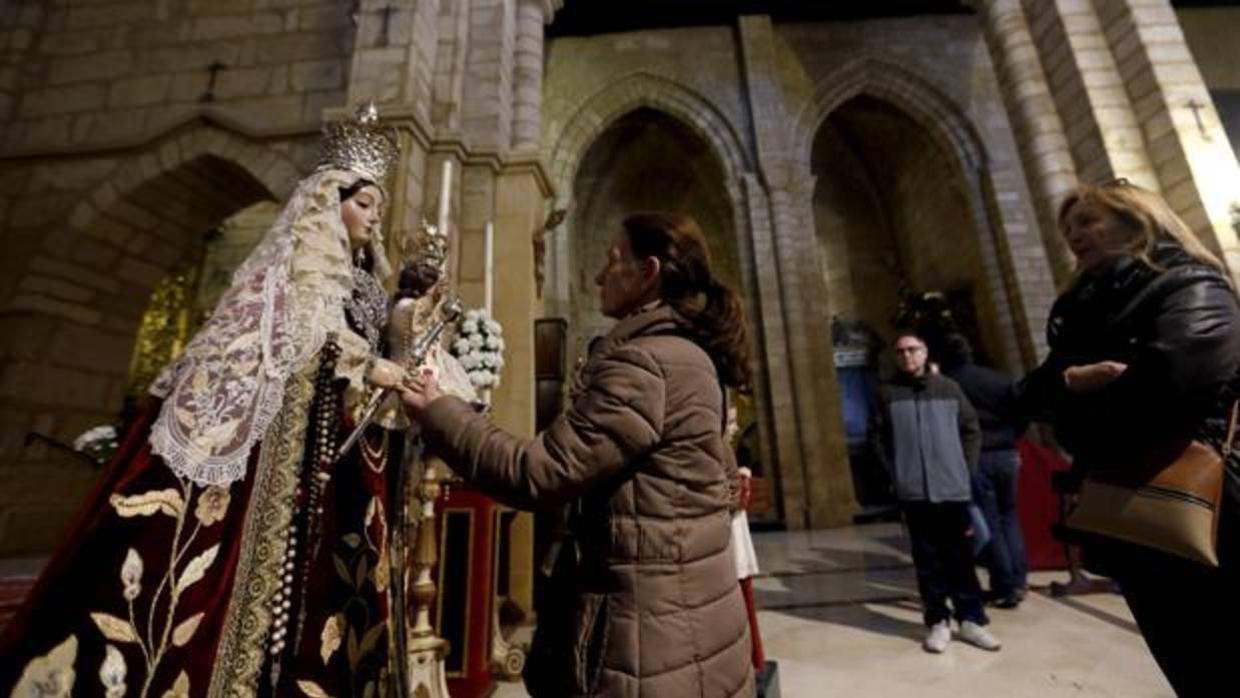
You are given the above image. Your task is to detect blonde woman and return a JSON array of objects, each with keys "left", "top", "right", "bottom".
[{"left": 1020, "top": 179, "right": 1240, "bottom": 696}]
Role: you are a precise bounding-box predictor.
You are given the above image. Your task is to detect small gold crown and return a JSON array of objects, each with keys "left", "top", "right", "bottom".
[
  {"left": 317, "top": 101, "right": 398, "bottom": 182},
  {"left": 413, "top": 218, "right": 449, "bottom": 273}
]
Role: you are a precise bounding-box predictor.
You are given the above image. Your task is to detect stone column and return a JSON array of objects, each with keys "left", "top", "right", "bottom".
[
  {"left": 973, "top": 0, "right": 1077, "bottom": 286},
  {"left": 1025, "top": 0, "right": 1159, "bottom": 187},
  {"left": 738, "top": 173, "right": 809, "bottom": 528},
  {"left": 348, "top": 0, "right": 439, "bottom": 120},
  {"left": 510, "top": 0, "right": 547, "bottom": 152},
  {"left": 774, "top": 173, "right": 858, "bottom": 528},
  {"left": 461, "top": 0, "right": 515, "bottom": 151},
  {"left": 1094, "top": 0, "right": 1240, "bottom": 273},
  {"left": 738, "top": 15, "right": 856, "bottom": 528}
]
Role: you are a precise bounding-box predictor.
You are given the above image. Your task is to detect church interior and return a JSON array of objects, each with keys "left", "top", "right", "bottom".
[{"left": 1, "top": 0, "right": 1239, "bottom": 696}]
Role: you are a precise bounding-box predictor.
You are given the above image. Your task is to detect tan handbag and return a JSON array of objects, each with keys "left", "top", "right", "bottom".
[{"left": 1067, "top": 402, "right": 1237, "bottom": 567}]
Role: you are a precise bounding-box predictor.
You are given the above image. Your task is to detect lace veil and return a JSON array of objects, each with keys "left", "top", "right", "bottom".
[{"left": 149, "top": 168, "right": 391, "bottom": 486}]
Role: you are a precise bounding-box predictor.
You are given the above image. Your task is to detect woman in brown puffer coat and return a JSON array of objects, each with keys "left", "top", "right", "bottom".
[{"left": 400, "top": 212, "right": 756, "bottom": 698}]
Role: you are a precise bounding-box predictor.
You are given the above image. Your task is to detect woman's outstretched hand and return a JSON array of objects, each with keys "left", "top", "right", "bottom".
[
  {"left": 399, "top": 367, "right": 443, "bottom": 419},
  {"left": 1063, "top": 360, "right": 1128, "bottom": 394}
]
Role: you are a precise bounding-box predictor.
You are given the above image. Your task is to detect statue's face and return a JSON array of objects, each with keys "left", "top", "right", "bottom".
[{"left": 342, "top": 184, "right": 384, "bottom": 251}]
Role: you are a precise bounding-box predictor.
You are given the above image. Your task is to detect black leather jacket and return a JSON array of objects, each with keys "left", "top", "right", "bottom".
[{"left": 1019, "top": 241, "right": 1240, "bottom": 497}]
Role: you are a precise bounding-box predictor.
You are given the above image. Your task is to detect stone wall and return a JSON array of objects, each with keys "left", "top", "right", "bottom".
[
  {"left": 1179, "top": 7, "right": 1240, "bottom": 155},
  {"left": 2, "top": 0, "right": 352, "bottom": 154},
  {"left": 0, "top": 127, "right": 308, "bottom": 553}
]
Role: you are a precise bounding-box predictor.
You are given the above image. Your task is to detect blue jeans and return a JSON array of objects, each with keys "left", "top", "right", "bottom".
[{"left": 973, "top": 449, "right": 1028, "bottom": 597}]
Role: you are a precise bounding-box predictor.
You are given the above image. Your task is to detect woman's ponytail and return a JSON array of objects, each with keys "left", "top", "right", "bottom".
[{"left": 622, "top": 213, "right": 753, "bottom": 391}]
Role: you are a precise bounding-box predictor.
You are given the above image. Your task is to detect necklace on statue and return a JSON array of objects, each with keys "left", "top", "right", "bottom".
[{"left": 346, "top": 265, "right": 388, "bottom": 351}]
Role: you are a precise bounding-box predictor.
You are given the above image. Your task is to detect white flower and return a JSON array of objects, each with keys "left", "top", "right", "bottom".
[
  {"left": 485, "top": 319, "right": 502, "bottom": 334},
  {"left": 453, "top": 338, "right": 470, "bottom": 355},
  {"left": 469, "top": 334, "right": 485, "bottom": 349},
  {"left": 74, "top": 426, "right": 118, "bottom": 452}
]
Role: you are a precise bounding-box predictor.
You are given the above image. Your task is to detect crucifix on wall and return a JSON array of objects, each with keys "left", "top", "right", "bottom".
[
  {"left": 534, "top": 207, "right": 567, "bottom": 299},
  {"left": 1186, "top": 99, "right": 1213, "bottom": 141},
  {"left": 199, "top": 61, "right": 227, "bottom": 103},
  {"left": 377, "top": 5, "right": 395, "bottom": 46}
]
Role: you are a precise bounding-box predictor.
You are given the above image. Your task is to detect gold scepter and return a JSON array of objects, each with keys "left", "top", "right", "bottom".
[{"left": 335, "top": 295, "right": 464, "bottom": 462}]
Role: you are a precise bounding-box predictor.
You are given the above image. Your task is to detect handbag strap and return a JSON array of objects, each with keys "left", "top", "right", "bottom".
[
  {"left": 1224, "top": 400, "right": 1239, "bottom": 459},
  {"left": 1225, "top": 400, "right": 1240, "bottom": 459}
]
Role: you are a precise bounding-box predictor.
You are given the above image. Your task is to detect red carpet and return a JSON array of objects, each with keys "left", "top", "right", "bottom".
[{"left": 1017, "top": 439, "right": 1072, "bottom": 570}]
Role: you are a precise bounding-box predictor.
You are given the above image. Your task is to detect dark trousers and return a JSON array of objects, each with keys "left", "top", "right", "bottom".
[
  {"left": 903, "top": 501, "right": 988, "bottom": 627},
  {"left": 973, "top": 449, "right": 1028, "bottom": 596},
  {"left": 1107, "top": 496, "right": 1239, "bottom": 697}
]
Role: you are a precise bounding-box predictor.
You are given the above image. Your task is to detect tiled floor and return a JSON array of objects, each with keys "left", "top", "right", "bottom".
[
  {"left": 745, "top": 524, "right": 1170, "bottom": 698},
  {"left": 496, "top": 522, "right": 1173, "bottom": 697}
]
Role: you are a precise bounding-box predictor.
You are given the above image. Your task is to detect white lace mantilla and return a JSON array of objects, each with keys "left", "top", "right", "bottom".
[{"left": 149, "top": 169, "right": 391, "bottom": 486}]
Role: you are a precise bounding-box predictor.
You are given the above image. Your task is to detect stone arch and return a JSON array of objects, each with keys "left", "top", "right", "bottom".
[
  {"left": 545, "top": 73, "right": 755, "bottom": 316},
  {"left": 548, "top": 72, "right": 751, "bottom": 203},
  {"left": 798, "top": 56, "right": 1028, "bottom": 369},
  {"left": 2, "top": 124, "right": 303, "bottom": 476},
  {"left": 794, "top": 56, "right": 987, "bottom": 180},
  {"left": 61, "top": 123, "right": 302, "bottom": 250}
]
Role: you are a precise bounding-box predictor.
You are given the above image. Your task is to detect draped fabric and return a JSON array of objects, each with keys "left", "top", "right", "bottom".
[
  {"left": 0, "top": 392, "right": 399, "bottom": 698},
  {"left": 149, "top": 169, "right": 387, "bottom": 487}
]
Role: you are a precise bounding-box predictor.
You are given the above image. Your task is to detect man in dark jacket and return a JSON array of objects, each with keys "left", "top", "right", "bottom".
[
  {"left": 941, "top": 333, "right": 1029, "bottom": 608},
  {"left": 871, "top": 332, "right": 998, "bottom": 653}
]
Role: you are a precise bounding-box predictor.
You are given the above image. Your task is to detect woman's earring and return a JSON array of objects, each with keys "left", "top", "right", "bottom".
[{"left": 354, "top": 247, "right": 366, "bottom": 267}]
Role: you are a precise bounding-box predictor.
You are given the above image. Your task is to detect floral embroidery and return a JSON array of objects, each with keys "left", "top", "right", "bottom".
[
  {"left": 320, "top": 614, "right": 343, "bottom": 665},
  {"left": 172, "top": 613, "right": 205, "bottom": 647},
  {"left": 110, "top": 489, "right": 184, "bottom": 519},
  {"left": 91, "top": 612, "right": 138, "bottom": 644},
  {"left": 11, "top": 635, "right": 77, "bottom": 697},
  {"left": 121, "top": 548, "right": 143, "bottom": 601},
  {"left": 99, "top": 644, "right": 128, "bottom": 698},
  {"left": 92, "top": 479, "right": 222, "bottom": 698},
  {"left": 296, "top": 679, "right": 333, "bottom": 698},
  {"left": 159, "top": 671, "right": 190, "bottom": 698},
  {"left": 194, "top": 485, "right": 231, "bottom": 526}
]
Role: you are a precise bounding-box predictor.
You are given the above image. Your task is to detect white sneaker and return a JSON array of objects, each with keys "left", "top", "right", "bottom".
[
  {"left": 923, "top": 621, "right": 951, "bottom": 653},
  {"left": 957, "top": 620, "right": 1001, "bottom": 651}
]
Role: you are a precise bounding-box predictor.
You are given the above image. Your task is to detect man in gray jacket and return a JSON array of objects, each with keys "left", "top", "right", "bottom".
[{"left": 870, "top": 332, "right": 1000, "bottom": 654}]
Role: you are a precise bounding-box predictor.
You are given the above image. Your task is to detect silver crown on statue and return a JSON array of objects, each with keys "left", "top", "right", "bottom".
[
  {"left": 317, "top": 101, "right": 398, "bottom": 182},
  {"left": 412, "top": 218, "right": 450, "bottom": 275}
]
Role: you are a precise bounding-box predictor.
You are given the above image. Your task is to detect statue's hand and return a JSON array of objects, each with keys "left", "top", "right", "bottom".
[{"left": 367, "top": 357, "right": 408, "bottom": 389}]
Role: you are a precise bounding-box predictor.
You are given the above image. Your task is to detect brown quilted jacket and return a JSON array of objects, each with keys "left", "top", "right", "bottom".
[{"left": 420, "top": 305, "right": 755, "bottom": 698}]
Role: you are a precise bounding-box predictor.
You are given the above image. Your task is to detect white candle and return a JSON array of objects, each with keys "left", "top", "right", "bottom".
[
  {"left": 484, "top": 221, "right": 494, "bottom": 317},
  {"left": 436, "top": 159, "right": 452, "bottom": 236}
]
